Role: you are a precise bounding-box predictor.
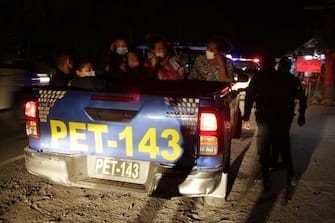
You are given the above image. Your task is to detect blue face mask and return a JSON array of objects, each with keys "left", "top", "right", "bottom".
[{"left": 116, "top": 47, "right": 128, "bottom": 55}]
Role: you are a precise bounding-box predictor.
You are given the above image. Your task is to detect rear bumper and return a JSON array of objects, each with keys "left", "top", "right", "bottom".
[{"left": 24, "top": 146, "right": 227, "bottom": 198}]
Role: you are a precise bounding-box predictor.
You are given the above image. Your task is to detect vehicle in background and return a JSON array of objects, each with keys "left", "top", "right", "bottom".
[
  {"left": 0, "top": 56, "right": 54, "bottom": 123},
  {"left": 0, "top": 64, "right": 27, "bottom": 111},
  {"left": 228, "top": 56, "right": 262, "bottom": 130},
  {"left": 229, "top": 56, "right": 262, "bottom": 91}
]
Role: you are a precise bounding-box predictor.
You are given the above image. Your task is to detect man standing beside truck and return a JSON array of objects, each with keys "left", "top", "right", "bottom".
[{"left": 242, "top": 56, "right": 307, "bottom": 194}]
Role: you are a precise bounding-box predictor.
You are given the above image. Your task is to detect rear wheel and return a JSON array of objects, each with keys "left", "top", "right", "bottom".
[
  {"left": 232, "top": 108, "right": 242, "bottom": 138},
  {"left": 12, "top": 88, "right": 28, "bottom": 126},
  {"left": 231, "top": 93, "right": 242, "bottom": 138},
  {"left": 222, "top": 120, "right": 232, "bottom": 173}
]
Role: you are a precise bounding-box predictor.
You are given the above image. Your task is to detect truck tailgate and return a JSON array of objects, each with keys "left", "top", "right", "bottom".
[{"left": 31, "top": 89, "right": 200, "bottom": 165}]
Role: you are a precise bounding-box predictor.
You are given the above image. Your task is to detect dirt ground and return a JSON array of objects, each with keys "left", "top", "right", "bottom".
[{"left": 0, "top": 104, "right": 335, "bottom": 223}]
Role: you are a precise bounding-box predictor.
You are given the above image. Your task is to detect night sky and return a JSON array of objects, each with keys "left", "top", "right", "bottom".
[{"left": 0, "top": 0, "right": 329, "bottom": 60}]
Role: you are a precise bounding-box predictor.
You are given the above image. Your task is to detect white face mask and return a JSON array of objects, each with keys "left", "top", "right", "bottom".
[
  {"left": 116, "top": 47, "right": 128, "bottom": 55},
  {"left": 206, "top": 50, "right": 215, "bottom": 60},
  {"left": 85, "top": 71, "right": 96, "bottom": 76},
  {"left": 156, "top": 52, "right": 165, "bottom": 58}
]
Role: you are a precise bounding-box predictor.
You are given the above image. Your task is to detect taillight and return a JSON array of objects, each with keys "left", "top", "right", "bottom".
[
  {"left": 25, "top": 101, "right": 37, "bottom": 118},
  {"left": 200, "top": 113, "right": 217, "bottom": 131},
  {"left": 25, "top": 100, "right": 40, "bottom": 139},
  {"left": 198, "top": 107, "right": 221, "bottom": 156}
]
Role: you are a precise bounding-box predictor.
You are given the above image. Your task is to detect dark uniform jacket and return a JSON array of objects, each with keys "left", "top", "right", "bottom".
[
  {"left": 50, "top": 69, "right": 74, "bottom": 87},
  {"left": 243, "top": 67, "right": 307, "bottom": 125}
]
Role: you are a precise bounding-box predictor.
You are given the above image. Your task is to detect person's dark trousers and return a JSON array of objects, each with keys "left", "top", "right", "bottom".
[
  {"left": 271, "top": 113, "right": 295, "bottom": 168},
  {"left": 256, "top": 122, "right": 272, "bottom": 189},
  {"left": 272, "top": 123, "right": 295, "bottom": 185}
]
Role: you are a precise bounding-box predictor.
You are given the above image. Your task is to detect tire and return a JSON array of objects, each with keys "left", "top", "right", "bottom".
[
  {"left": 11, "top": 87, "right": 30, "bottom": 126},
  {"left": 230, "top": 92, "right": 242, "bottom": 139},
  {"left": 222, "top": 121, "right": 232, "bottom": 173},
  {"left": 12, "top": 97, "right": 26, "bottom": 125},
  {"left": 232, "top": 107, "right": 242, "bottom": 138}
]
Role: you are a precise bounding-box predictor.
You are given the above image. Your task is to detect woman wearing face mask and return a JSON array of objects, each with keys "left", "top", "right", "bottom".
[
  {"left": 69, "top": 57, "right": 106, "bottom": 91},
  {"left": 188, "top": 36, "right": 232, "bottom": 82},
  {"left": 105, "top": 37, "right": 129, "bottom": 74},
  {"left": 144, "top": 38, "right": 185, "bottom": 80}
]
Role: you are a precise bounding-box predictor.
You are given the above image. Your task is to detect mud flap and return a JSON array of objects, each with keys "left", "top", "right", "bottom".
[{"left": 203, "top": 172, "right": 228, "bottom": 207}]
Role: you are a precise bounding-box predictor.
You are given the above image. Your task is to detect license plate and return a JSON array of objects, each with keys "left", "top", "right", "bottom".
[
  {"left": 87, "top": 156, "right": 150, "bottom": 184},
  {"left": 95, "top": 158, "right": 140, "bottom": 179}
]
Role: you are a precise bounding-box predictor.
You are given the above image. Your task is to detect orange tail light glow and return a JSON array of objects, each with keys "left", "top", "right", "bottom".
[
  {"left": 198, "top": 107, "right": 221, "bottom": 156},
  {"left": 25, "top": 100, "right": 40, "bottom": 139}
]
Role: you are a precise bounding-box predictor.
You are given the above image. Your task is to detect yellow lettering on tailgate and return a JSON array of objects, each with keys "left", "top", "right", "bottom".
[
  {"left": 119, "top": 126, "right": 134, "bottom": 156},
  {"left": 138, "top": 128, "right": 159, "bottom": 159},
  {"left": 161, "top": 129, "right": 182, "bottom": 161},
  {"left": 50, "top": 120, "right": 67, "bottom": 147},
  {"left": 87, "top": 123, "right": 108, "bottom": 153},
  {"left": 69, "top": 122, "right": 88, "bottom": 151}
]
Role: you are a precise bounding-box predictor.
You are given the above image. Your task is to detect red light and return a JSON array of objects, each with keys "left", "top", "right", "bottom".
[
  {"left": 25, "top": 101, "right": 38, "bottom": 118},
  {"left": 253, "top": 58, "right": 260, "bottom": 63},
  {"left": 25, "top": 100, "right": 40, "bottom": 139}
]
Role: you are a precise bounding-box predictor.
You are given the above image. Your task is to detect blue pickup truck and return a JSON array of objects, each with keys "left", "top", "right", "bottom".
[
  {"left": 23, "top": 48, "right": 245, "bottom": 206},
  {"left": 24, "top": 79, "right": 242, "bottom": 205}
]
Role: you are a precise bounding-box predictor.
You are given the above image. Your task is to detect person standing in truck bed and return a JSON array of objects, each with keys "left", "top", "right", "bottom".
[
  {"left": 187, "top": 35, "right": 232, "bottom": 82},
  {"left": 50, "top": 51, "right": 74, "bottom": 87},
  {"left": 69, "top": 57, "right": 105, "bottom": 91},
  {"left": 144, "top": 37, "right": 186, "bottom": 80}
]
